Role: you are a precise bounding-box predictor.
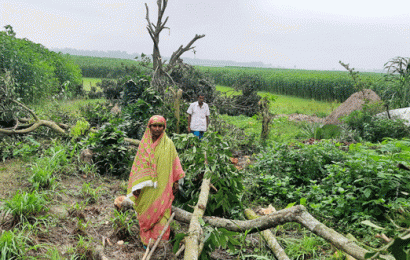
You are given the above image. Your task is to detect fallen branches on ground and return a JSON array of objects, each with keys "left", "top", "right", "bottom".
[
  {"left": 184, "top": 153, "right": 211, "bottom": 260},
  {"left": 244, "top": 208, "right": 290, "bottom": 260},
  {"left": 173, "top": 205, "right": 373, "bottom": 260}
]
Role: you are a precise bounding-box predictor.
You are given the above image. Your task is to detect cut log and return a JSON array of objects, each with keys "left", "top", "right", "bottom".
[{"left": 184, "top": 177, "right": 211, "bottom": 260}]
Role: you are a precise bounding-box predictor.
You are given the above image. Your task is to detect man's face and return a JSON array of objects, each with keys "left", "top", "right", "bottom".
[{"left": 198, "top": 95, "right": 205, "bottom": 105}]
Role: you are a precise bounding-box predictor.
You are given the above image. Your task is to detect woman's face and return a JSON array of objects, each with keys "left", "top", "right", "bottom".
[{"left": 149, "top": 123, "right": 165, "bottom": 138}]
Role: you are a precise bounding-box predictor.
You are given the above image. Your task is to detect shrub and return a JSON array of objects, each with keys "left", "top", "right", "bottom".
[
  {"left": 85, "top": 122, "right": 134, "bottom": 177},
  {"left": 120, "top": 87, "right": 163, "bottom": 139},
  {"left": 97, "top": 79, "right": 122, "bottom": 100},
  {"left": 169, "top": 63, "right": 217, "bottom": 104},
  {"left": 173, "top": 132, "right": 243, "bottom": 218},
  {"left": 79, "top": 101, "right": 114, "bottom": 127},
  {"left": 363, "top": 118, "right": 410, "bottom": 143},
  {"left": 314, "top": 124, "right": 342, "bottom": 139},
  {"left": 246, "top": 139, "right": 410, "bottom": 227}
]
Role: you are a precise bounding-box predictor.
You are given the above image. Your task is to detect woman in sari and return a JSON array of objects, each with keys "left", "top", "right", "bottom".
[{"left": 127, "top": 115, "right": 185, "bottom": 246}]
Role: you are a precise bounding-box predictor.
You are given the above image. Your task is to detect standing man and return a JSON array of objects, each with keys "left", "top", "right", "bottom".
[{"left": 187, "top": 93, "right": 210, "bottom": 139}]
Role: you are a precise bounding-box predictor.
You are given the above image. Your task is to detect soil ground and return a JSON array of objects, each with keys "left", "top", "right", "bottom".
[{"left": 0, "top": 157, "right": 264, "bottom": 259}]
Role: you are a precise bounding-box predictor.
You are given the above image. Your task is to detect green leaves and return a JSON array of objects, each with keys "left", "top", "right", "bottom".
[{"left": 173, "top": 132, "right": 243, "bottom": 218}]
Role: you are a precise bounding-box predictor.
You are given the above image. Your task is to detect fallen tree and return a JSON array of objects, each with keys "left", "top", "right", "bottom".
[{"left": 172, "top": 205, "right": 392, "bottom": 260}]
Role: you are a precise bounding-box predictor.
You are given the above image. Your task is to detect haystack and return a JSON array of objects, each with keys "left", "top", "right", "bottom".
[{"left": 324, "top": 89, "right": 381, "bottom": 125}]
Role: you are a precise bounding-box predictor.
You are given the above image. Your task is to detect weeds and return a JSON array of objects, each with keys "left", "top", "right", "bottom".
[
  {"left": 0, "top": 225, "right": 41, "bottom": 259},
  {"left": 80, "top": 183, "right": 101, "bottom": 204},
  {"left": 110, "top": 209, "right": 138, "bottom": 239},
  {"left": 4, "top": 190, "right": 48, "bottom": 222}
]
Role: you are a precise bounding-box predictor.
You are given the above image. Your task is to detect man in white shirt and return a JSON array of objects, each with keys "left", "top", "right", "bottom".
[{"left": 187, "top": 93, "right": 210, "bottom": 139}]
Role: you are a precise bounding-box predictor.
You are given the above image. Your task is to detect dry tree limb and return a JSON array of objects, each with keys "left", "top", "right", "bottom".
[
  {"left": 146, "top": 212, "right": 176, "bottom": 260},
  {"left": 184, "top": 177, "right": 211, "bottom": 260},
  {"left": 244, "top": 209, "right": 290, "bottom": 260},
  {"left": 184, "top": 152, "right": 211, "bottom": 260},
  {"left": 0, "top": 120, "right": 67, "bottom": 135},
  {"left": 173, "top": 205, "right": 370, "bottom": 260},
  {"left": 175, "top": 244, "right": 185, "bottom": 258},
  {"left": 142, "top": 238, "right": 152, "bottom": 260},
  {"left": 165, "top": 34, "right": 205, "bottom": 72}
]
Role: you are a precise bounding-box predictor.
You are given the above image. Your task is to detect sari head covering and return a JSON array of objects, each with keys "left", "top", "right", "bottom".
[{"left": 127, "top": 115, "right": 185, "bottom": 245}]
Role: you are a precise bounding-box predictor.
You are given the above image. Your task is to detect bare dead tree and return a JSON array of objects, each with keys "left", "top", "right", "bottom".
[{"left": 144, "top": 0, "right": 205, "bottom": 92}]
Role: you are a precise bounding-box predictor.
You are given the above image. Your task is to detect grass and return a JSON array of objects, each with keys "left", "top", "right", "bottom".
[
  {"left": 82, "top": 77, "right": 102, "bottom": 91},
  {"left": 215, "top": 85, "right": 339, "bottom": 142},
  {"left": 32, "top": 98, "right": 105, "bottom": 120},
  {"left": 216, "top": 85, "right": 339, "bottom": 116},
  {"left": 217, "top": 114, "right": 304, "bottom": 143}
]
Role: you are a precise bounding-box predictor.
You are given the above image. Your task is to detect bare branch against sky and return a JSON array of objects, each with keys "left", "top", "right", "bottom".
[{"left": 1, "top": 0, "right": 409, "bottom": 70}]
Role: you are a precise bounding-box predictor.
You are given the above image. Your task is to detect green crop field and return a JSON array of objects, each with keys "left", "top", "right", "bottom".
[
  {"left": 200, "top": 66, "right": 385, "bottom": 102},
  {"left": 216, "top": 85, "right": 338, "bottom": 116}
]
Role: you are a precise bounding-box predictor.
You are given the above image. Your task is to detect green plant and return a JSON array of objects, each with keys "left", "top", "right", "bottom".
[
  {"left": 73, "top": 235, "right": 96, "bottom": 260},
  {"left": 13, "top": 136, "right": 41, "bottom": 159},
  {"left": 85, "top": 122, "right": 134, "bottom": 177},
  {"left": 0, "top": 225, "right": 39, "bottom": 260},
  {"left": 363, "top": 118, "right": 410, "bottom": 143},
  {"left": 120, "top": 86, "right": 163, "bottom": 139},
  {"left": 69, "top": 118, "right": 90, "bottom": 139},
  {"left": 196, "top": 218, "right": 240, "bottom": 260},
  {"left": 80, "top": 183, "right": 101, "bottom": 204},
  {"left": 173, "top": 132, "right": 244, "bottom": 218},
  {"left": 79, "top": 101, "right": 114, "bottom": 127},
  {"left": 110, "top": 209, "right": 138, "bottom": 239},
  {"left": 4, "top": 190, "right": 48, "bottom": 222},
  {"left": 280, "top": 234, "right": 327, "bottom": 259},
  {"left": 314, "top": 124, "right": 342, "bottom": 139}
]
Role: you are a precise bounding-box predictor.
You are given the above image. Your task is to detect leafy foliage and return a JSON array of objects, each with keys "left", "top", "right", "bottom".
[
  {"left": 173, "top": 132, "right": 243, "bottom": 218},
  {"left": 247, "top": 139, "right": 410, "bottom": 229},
  {"left": 4, "top": 190, "right": 48, "bottom": 222},
  {"left": 110, "top": 209, "right": 139, "bottom": 239},
  {"left": 169, "top": 63, "right": 217, "bottom": 103},
  {"left": 0, "top": 226, "right": 38, "bottom": 260},
  {"left": 97, "top": 79, "right": 122, "bottom": 100},
  {"left": 85, "top": 123, "right": 134, "bottom": 177},
  {"left": 79, "top": 101, "right": 114, "bottom": 127},
  {"left": 215, "top": 73, "right": 262, "bottom": 117},
  {"left": 342, "top": 101, "right": 410, "bottom": 142},
  {"left": 0, "top": 25, "right": 82, "bottom": 103},
  {"left": 120, "top": 86, "right": 163, "bottom": 139}
]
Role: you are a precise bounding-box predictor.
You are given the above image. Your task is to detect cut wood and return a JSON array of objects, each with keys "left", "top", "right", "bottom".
[
  {"left": 173, "top": 205, "right": 371, "bottom": 260},
  {"left": 244, "top": 208, "right": 289, "bottom": 260},
  {"left": 184, "top": 178, "right": 211, "bottom": 259},
  {"left": 184, "top": 152, "right": 211, "bottom": 260}
]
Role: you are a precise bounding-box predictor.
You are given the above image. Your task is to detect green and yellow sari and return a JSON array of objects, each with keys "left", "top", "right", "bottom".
[{"left": 127, "top": 115, "right": 185, "bottom": 245}]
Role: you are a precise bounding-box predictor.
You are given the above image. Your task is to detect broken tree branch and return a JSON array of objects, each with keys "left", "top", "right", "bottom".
[
  {"left": 184, "top": 153, "right": 211, "bottom": 260},
  {"left": 165, "top": 34, "right": 205, "bottom": 73},
  {"left": 244, "top": 209, "right": 290, "bottom": 260},
  {"left": 173, "top": 205, "right": 370, "bottom": 260}
]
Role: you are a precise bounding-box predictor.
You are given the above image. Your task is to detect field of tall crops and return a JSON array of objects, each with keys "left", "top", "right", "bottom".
[
  {"left": 70, "top": 55, "right": 150, "bottom": 78},
  {"left": 70, "top": 55, "right": 387, "bottom": 103},
  {"left": 197, "top": 66, "right": 385, "bottom": 102}
]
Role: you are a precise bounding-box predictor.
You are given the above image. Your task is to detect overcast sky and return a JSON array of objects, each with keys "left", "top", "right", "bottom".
[{"left": 1, "top": 0, "right": 409, "bottom": 70}]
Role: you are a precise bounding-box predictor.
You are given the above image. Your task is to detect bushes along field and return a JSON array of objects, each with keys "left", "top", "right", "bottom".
[{"left": 0, "top": 26, "right": 82, "bottom": 103}]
